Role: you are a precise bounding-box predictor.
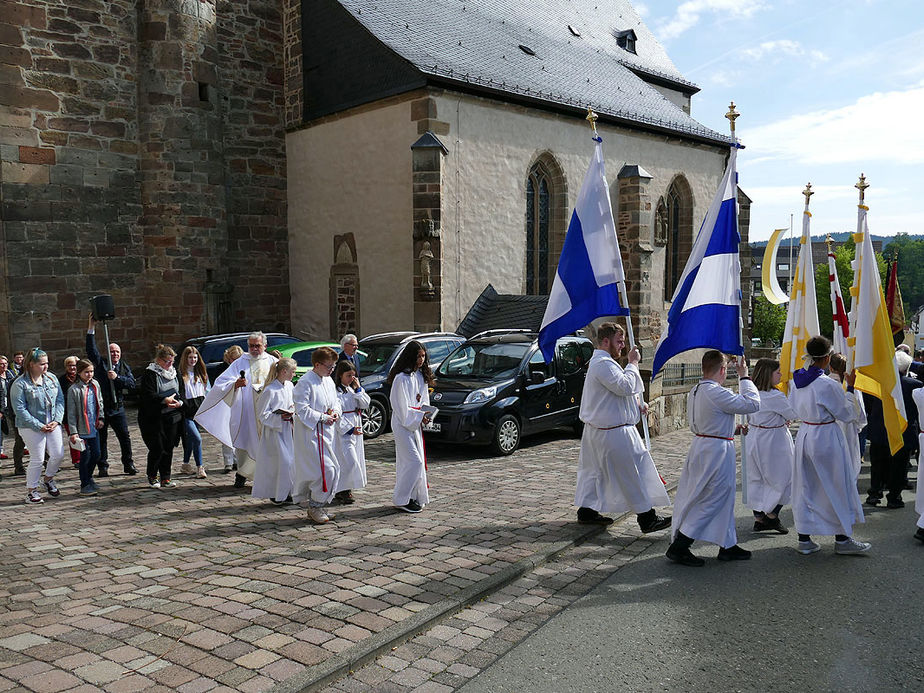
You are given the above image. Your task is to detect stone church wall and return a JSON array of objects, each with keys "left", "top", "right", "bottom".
[{"left": 0, "top": 0, "right": 288, "bottom": 363}]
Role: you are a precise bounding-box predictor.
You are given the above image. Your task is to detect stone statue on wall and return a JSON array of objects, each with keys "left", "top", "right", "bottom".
[
  {"left": 418, "top": 241, "right": 434, "bottom": 290},
  {"left": 654, "top": 200, "right": 668, "bottom": 247}
]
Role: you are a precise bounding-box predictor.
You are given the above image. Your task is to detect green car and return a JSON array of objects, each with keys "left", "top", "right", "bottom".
[{"left": 272, "top": 341, "right": 366, "bottom": 383}]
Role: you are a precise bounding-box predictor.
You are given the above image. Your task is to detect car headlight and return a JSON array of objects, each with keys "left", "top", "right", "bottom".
[{"left": 464, "top": 386, "right": 497, "bottom": 405}]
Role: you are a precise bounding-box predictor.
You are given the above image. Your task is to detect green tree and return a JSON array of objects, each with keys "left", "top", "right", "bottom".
[
  {"left": 885, "top": 233, "right": 924, "bottom": 317},
  {"left": 752, "top": 295, "right": 787, "bottom": 345}
]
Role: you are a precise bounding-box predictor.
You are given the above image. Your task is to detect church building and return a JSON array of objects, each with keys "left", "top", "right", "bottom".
[{"left": 285, "top": 0, "right": 750, "bottom": 368}]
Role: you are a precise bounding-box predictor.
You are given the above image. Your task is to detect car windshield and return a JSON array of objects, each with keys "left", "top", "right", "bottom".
[
  {"left": 437, "top": 343, "right": 531, "bottom": 379},
  {"left": 361, "top": 343, "right": 400, "bottom": 375}
]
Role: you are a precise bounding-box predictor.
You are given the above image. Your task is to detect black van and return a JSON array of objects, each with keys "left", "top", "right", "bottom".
[{"left": 423, "top": 331, "right": 593, "bottom": 455}]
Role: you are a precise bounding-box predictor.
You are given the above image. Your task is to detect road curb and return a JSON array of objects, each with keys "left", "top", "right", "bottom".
[{"left": 270, "top": 522, "right": 610, "bottom": 693}]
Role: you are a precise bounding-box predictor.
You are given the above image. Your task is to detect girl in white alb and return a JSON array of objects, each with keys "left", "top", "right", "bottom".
[
  {"left": 253, "top": 357, "right": 296, "bottom": 505},
  {"left": 387, "top": 341, "right": 433, "bottom": 513},
  {"left": 333, "top": 360, "right": 369, "bottom": 504}
]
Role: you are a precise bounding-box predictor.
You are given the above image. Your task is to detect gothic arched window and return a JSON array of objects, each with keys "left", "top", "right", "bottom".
[
  {"left": 526, "top": 162, "right": 551, "bottom": 295},
  {"left": 663, "top": 176, "right": 694, "bottom": 301}
]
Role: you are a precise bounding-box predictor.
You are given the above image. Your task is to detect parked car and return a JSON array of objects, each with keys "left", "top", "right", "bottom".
[
  {"left": 422, "top": 331, "right": 594, "bottom": 455},
  {"left": 359, "top": 331, "right": 466, "bottom": 438},
  {"left": 273, "top": 341, "right": 367, "bottom": 383},
  {"left": 178, "top": 332, "right": 303, "bottom": 383}
]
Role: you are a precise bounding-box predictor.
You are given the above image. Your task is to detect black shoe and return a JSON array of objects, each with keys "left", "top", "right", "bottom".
[
  {"left": 577, "top": 507, "right": 614, "bottom": 525},
  {"left": 666, "top": 545, "right": 705, "bottom": 567},
  {"left": 904, "top": 480, "right": 914, "bottom": 490},
  {"left": 886, "top": 497, "right": 905, "bottom": 509},
  {"left": 13, "top": 467, "right": 25, "bottom": 476},
  {"left": 97, "top": 467, "right": 109, "bottom": 478},
  {"left": 231, "top": 463, "right": 238, "bottom": 471},
  {"left": 753, "top": 520, "right": 773, "bottom": 532},
  {"left": 222, "top": 467, "right": 233, "bottom": 474},
  {"left": 864, "top": 496, "right": 880, "bottom": 507},
  {"left": 915, "top": 528, "right": 924, "bottom": 544},
  {"left": 233, "top": 474, "right": 246, "bottom": 488},
  {"left": 123, "top": 465, "right": 137, "bottom": 476},
  {"left": 761, "top": 516, "right": 789, "bottom": 535},
  {"left": 270, "top": 498, "right": 287, "bottom": 506},
  {"left": 717, "top": 545, "right": 752, "bottom": 561},
  {"left": 640, "top": 515, "right": 671, "bottom": 533},
  {"left": 397, "top": 500, "right": 422, "bottom": 513}
]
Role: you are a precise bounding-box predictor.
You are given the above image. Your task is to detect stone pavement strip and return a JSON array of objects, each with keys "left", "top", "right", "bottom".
[{"left": 0, "top": 415, "right": 697, "bottom": 692}]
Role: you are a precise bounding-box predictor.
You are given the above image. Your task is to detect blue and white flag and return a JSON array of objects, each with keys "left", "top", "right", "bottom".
[
  {"left": 538, "top": 138, "right": 629, "bottom": 362},
  {"left": 650, "top": 147, "right": 743, "bottom": 378}
]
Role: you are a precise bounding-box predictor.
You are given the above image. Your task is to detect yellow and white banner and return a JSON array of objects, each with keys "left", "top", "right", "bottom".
[{"left": 761, "top": 228, "right": 790, "bottom": 304}]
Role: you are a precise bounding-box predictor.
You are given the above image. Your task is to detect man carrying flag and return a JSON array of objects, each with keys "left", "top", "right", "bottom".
[{"left": 538, "top": 110, "right": 670, "bottom": 529}]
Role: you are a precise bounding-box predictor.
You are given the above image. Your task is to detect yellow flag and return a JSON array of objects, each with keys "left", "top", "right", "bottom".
[
  {"left": 778, "top": 198, "right": 819, "bottom": 394},
  {"left": 848, "top": 204, "right": 907, "bottom": 454}
]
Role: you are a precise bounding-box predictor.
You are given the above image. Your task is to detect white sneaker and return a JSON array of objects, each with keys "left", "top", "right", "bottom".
[
  {"left": 27, "top": 489, "right": 44, "bottom": 504},
  {"left": 148, "top": 478, "right": 161, "bottom": 489},
  {"left": 835, "top": 538, "right": 871, "bottom": 555},
  {"left": 797, "top": 540, "right": 820, "bottom": 555},
  {"left": 196, "top": 466, "right": 207, "bottom": 479},
  {"left": 179, "top": 463, "right": 194, "bottom": 475},
  {"left": 307, "top": 506, "right": 330, "bottom": 524}
]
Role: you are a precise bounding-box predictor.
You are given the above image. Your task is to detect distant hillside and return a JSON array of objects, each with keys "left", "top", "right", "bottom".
[{"left": 750, "top": 233, "right": 924, "bottom": 248}]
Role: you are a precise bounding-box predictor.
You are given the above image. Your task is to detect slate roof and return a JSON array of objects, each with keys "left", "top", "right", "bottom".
[
  {"left": 456, "top": 284, "right": 550, "bottom": 337},
  {"left": 335, "top": 0, "right": 729, "bottom": 145}
]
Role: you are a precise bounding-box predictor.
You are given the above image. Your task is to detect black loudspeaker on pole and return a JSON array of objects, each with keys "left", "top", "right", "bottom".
[{"left": 89, "top": 294, "right": 118, "bottom": 402}]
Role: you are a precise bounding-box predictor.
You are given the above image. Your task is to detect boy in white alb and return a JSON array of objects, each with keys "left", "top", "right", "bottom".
[{"left": 667, "top": 350, "right": 759, "bottom": 567}]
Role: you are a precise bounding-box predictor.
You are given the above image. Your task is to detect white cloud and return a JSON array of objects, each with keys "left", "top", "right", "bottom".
[
  {"left": 658, "top": 0, "right": 765, "bottom": 40},
  {"left": 708, "top": 69, "right": 740, "bottom": 87},
  {"left": 740, "top": 39, "right": 828, "bottom": 63},
  {"left": 741, "top": 83, "right": 924, "bottom": 166}
]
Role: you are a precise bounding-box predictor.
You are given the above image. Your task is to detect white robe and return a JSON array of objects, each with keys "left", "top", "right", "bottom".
[
  {"left": 836, "top": 389, "right": 867, "bottom": 479},
  {"left": 672, "top": 378, "right": 760, "bottom": 548},
  {"left": 195, "top": 352, "right": 276, "bottom": 479},
  {"left": 252, "top": 379, "right": 294, "bottom": 502},
  {"left": 745, "top": 389, "right": 797, "bottom": 513},
  {"left": 789, "top": 373, "right": 864, "bottom": 536},
  {"left": 292, "top": 370, "right": 342, "bottom": 505},
  {"left": 334, "top": 387, "right": 369, "bottom": 491},
  {"left": 912, "top": 388, "right": 924, "bottom": 530},
  {"left": 574, "top": 350, "right": 670, "bottom": 514},
  {"left": 390, "top": 370, "right": 430, "bottom": 507}
]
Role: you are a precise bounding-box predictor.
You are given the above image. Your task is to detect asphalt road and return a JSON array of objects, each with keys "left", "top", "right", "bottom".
[{"left": 461, "top": 488, "right": 924, "bottom": 693}]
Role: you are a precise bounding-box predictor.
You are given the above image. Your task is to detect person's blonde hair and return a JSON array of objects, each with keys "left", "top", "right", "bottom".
[
  {"left": 265, "top": 357, "right": 297, "bottom": 386},
  {"left": 223, "top": 345, "right": 244, "bottom": 363},
  {"left": 153, "top": 344, "right": 175, "bottom": 360}
]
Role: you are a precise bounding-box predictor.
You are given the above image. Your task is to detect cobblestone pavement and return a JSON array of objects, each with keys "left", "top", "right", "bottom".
[{"left": 0, "top": 411, "right": 696, "bottom": 692}]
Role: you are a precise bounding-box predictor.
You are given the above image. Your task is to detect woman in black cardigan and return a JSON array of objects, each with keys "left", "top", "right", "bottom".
[{"left": 138, "top": 344, "right": 184, "bottom": 488}]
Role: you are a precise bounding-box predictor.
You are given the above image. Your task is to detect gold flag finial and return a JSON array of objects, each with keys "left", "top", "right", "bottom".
[
  {"left": 803, "top": 182, "right": 814, "bottom": 206},
  {"left": 825, "top": 233, "right": 834, "bottom": 248},
  {"left": 725, "top": 101, "right": 739, "bottom": 138},
  {"left": 856, "top": 173, "right": 869, "bottom": 204},
  {"left": 586, "top": 108, "right": 599, "bottom": 137}
]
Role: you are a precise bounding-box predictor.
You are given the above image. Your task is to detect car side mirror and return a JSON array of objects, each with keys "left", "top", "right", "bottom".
[{"left": 529, "top": 370, "right": 546, "bottom": 385}]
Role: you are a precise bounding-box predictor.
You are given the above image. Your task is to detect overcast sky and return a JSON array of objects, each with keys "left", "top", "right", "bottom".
[{"left": 638, "top": 0, "right": 924, "bottom": 242}]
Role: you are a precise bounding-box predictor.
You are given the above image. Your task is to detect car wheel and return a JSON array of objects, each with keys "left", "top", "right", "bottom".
[
  {"left": 491, "top": 414, "right": 521, "bottom": 456},
  {"left": 362, "top": 398, "right": 388, "bottom": 439}
]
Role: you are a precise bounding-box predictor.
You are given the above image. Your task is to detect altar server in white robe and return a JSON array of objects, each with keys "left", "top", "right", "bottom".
[
  {"left": 747, "top": 358, "right": 797, "bottom": 534},
  {"left": 788, "top": 336, "right": 869, "bottom": 556},
  {"left": 388, "top": 341, "right": 433, "bottom": 513},
  {"left": 574, "top": 322, "right": 671, "bottom": 532},
  {"left": 333, "top": 359, "right": 369, "bottom": 504},
  {"left": 913, "top": 387, "right": 924, "bottom": 544},
  {"left": 829, "top": 352, "right": 867, "bottom": 482},
  {"left": 666, "top": 350, "right": 760, "bottom": 567},
  {"left": 293, "top": 347, "right": 342, "bottom": 524},
  {"left": 252, "top": 357, "right": 296, "bottom": 505},
  {"left": 196, "top": 332, "right": 277, "bottom": 487}
]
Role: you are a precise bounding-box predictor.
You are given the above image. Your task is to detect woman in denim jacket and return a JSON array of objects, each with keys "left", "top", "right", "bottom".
[
  {"left": 10, "top": 348, "right": 66, "bottom": 504},
  {"left": 66, "top": 359, "right": 105, "bottom": 496}
]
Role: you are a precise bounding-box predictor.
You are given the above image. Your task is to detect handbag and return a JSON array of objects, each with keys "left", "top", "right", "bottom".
[{"left": 69, "top": 437, "right": 86, "bottom": 452}]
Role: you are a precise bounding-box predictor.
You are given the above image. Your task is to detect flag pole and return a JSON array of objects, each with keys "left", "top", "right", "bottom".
[
  {"left": 847, "top": 173, "right": 869, "bottom": 372},
  {"left": 586, "top": 107, "right": 652, "bottom": 451},
  {"left": 725, "top": 101, "right": 749, "bottom": 504}
]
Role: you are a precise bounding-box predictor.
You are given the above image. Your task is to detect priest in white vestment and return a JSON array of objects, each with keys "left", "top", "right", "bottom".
[
  {"left": 196, "top": 332, "right": 277, "bottom": 486},
  {"left": 293, "top": 347, "right": 342, "bottom": 524},
  {"left": 574, "top": 322, "right": 670, "bottom": 532},
  {"left": 788, "top": 336, "right": 869, "bottom": 556},
  {"left": 666, "top": 350, "right": 759, "bottom": 567}
]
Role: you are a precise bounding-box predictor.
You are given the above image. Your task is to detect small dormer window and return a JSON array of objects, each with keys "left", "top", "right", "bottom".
[{"left": 612, "top": 29, "right": 637, "bottom": 54}]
